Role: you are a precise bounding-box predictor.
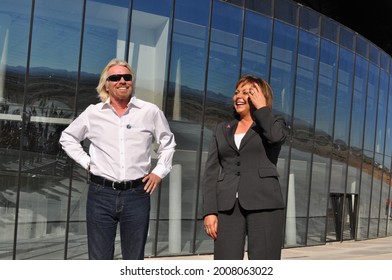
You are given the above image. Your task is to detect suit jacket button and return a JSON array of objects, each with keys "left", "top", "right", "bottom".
[{"left": 236, "top": 172, "right": 240, "bottom": 176}]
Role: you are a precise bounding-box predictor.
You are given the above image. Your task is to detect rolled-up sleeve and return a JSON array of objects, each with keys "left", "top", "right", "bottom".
[
  {"left": 59, "top": 111, "right": 91, "bottom": 170},
  {"left": 150, "top": 110, "right": 176, "bottom": 179}
]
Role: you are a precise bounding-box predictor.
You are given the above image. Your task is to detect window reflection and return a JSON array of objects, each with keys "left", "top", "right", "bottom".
[
  {"left": 1, "top": 0, "right": 392, "bottom": 259},
  {"left": 15, "top": 0, "right": 84, "bottom": 260},
  {"left": 204, "top": 0, "right": 242, "bottom": 128},
  {"left": 0, "top": 0, "right": 32, "bottom": 260},
  {"left": 270, "top": 21, "right": 296, "bottom": 117},
  {"left": 289, "top": 29, "right": 319, "bottom": 246},
  {"left": 242, "top": 10, "right": 272, "bottom": 79},
  {"left": 308, "top": 39, "right": 338, "bottom": 245},
  {"left": 129, "top": 0, "right": 173, "bottom": 257},
  {"left": 160, "top": 0, "right": 211, "bottom": 257}
]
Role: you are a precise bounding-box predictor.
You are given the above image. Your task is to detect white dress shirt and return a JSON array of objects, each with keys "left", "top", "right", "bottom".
[{"left": 59, "top": 96, "right": 176, "bottom": 181}]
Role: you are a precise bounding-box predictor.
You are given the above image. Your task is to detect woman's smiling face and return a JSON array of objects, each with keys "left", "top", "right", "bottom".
[{"left": 233, "top": 82, "right": 254, "bottom": 116}]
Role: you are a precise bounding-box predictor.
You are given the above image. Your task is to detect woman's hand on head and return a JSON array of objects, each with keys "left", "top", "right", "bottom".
[{"left": 248, "top": 82, "right": 267, "bottom": 110}]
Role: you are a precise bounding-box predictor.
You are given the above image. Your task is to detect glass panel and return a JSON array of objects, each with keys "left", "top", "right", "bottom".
[
  {"left": 14, "top": 0, "right": 84, "bottom": 260},
  {"left": 369, "top": 44, "right": 380, "bottom": 66},
  {"left": 368, "top": 152, "right": 382, "bottom": 239},
  {"left": 241, "top": 10, "right": 272, "bottom": 79},
  {"left": 299, "top": 6, "right": 319, "bottom": 35},
  {"left": 294, "top": 30, "right": 319, "bottom": 121},
  {"left": 269, "top": 21, "right": 297, "bottom": 247},
  {"left": 370, "top": 69, "right": 388, "bottom": 237},
  {"left": 204, "top": 0, "right": 242, "bottom": 127},
  {"left": 158, "top": 0, "right": 211, "bottom": 257},
  {"left": 76, "top": 0, "right": 131, "bottom": 114},
  {"left": 360, "top": 62, "right": 379, "bottom": 239},
  {"left": 274, "top": 0, "right": 298, "bottom": 26},
  {"left": 129, "top": 0, "right": 171, "bottom": 109},
  {"left": 308, "top": 154, "right": 330, "bottom": 245},
  {"left": 384, "top": 155, "right": 392, "bottom": 236},
  {"left": 339, "top": 27, "right": 354, "bottom": 51},
  {"left": 290, "top": 29, "right": 319, "bottom": 246},
  {"left": 386, "top": 75, "right": 392, "bottom": 158},
  {"left": 0, "top": 0, "right": 32, "bottom": 260},
  {"left": 327, "top": 47, "right": 355, "bottom": 242},
  {"left": 386, "top": 77, "right": 392, "bottom": 236},
  {"left": 356, "top": 35, "right": 368, "bottom": 59},
  {"left": 287, "top": 150, "right": 310, "bottom": 246},
  {"left": 321, "top": 16, "right": 338, "bottom": 43},
  {"left": 350, "top": 56, "right": 367, "bottom": 151},
  {"left": 292, "top": 30, "right": 318, "bottom": 150},
  {"left": 308, "top": 40, "right": 338, "bottom": 245},
  {"left": 270, "top": 21, "right": 297, "bottom": 117},
  {"left": 128, "top": 0, "right": 173, "bottom": 257},
  {"left": 358, "top": 151, "right": 373, "bottom": 239},
  {"left": 245, "top": 0, "right": 273, "bottom": 16},
  {"left": 375, "top": 70, "right": 388, "bottom": 156},
  {"left": 327, "top": 48, "right": 361, "bottom": 241},
  {"left": 333, "top": 48, "right": 354, "bottom": 165},
  {"left": 315, "top": 40, "right": 337, "bottom": 137},
  {"left": 380, "top": 52, "right": 389, "bottom": 72},
  {"left": 363, "top": 63, "right": 379, "bottom": 152},
  {"left": 352, "top": 55, "right": 368, "bottom": 239},
  {"left": 385, "top": 78, "right": 392, "bottom": 234}
]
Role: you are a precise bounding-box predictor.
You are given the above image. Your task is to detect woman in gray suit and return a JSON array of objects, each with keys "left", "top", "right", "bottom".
[{"left": 202, "top": 74, "right": 287, "bottom": 260}]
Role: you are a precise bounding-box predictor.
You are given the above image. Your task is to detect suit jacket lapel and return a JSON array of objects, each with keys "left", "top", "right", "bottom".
[{"left": 238, "top": 122, "right": 257, "bottom": 150}]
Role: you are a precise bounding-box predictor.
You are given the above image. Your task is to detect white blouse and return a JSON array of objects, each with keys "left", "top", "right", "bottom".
[{"left": 234, "top": 133, "right": 246, "bottom": 149}]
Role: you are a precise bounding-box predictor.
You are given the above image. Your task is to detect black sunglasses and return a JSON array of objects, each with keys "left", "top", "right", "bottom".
[{"left": 107, "top": 74, "right": 133, "bottom": 82}]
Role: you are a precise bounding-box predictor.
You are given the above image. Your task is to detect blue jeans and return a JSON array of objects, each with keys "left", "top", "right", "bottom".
[{"left": 86, "top": 181, "right": 150, "bottom": 260}]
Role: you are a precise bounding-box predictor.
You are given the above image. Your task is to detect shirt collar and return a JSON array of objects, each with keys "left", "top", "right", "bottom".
[
  {"left": 129, "top": 96, "right": 143, "bottom": 109},
  {"left": 100, "top": 95, "right": 142, "bottom": 110}
]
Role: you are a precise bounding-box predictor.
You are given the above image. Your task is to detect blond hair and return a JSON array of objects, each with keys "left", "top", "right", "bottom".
[{"left": 96, "top": 58, "right": 135, "bottom": 102}]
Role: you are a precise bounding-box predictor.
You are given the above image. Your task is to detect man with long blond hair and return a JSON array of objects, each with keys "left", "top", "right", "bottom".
[{"left": 60, "top": 58, "right": 176, "bottom": 260}]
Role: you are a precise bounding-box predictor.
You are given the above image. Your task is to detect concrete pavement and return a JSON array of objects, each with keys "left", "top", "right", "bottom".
[{"left": 148, "top": 236, "right": 392, "bottom": 260}]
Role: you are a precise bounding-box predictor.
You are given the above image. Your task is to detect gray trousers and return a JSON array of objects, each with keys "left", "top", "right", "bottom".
[{"left": 214, "top": 199, "right": 284, "bottom": 260}]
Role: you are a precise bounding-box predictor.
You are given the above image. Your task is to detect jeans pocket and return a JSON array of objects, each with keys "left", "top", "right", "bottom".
[
  {"left": 89, "top": 182, "right": 104, "bottom": 193},
  {"left": 130, "top": 184, "right": 148, "bottom": 196}
]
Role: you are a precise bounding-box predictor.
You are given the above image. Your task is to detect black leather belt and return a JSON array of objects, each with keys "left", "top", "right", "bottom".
[{"left": 89, "top": 173, "right": 144, "bottom": 190}]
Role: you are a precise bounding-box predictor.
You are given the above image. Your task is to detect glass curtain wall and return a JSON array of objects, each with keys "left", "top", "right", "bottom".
[
  {"left": 17, "top": 0, "right": 85, "bottom": 260},
  {"left": 159, "top": 0, "right": 211, "bottom": 257},
  {"left": 1, "top": 0, "right": 392, "bottom": 259},
  {"left": 386, "top": 70, "right": 392, "bottom": 236},
  {"left": 308, "top": 36, "right": 338, "bottom": 245},
  {"left": 329, "top": 46, "right": 354, "bottom": 242},
  {"left": 375, "top": 64, "right": 389, "bottom": 237},
  {"left": 290, "top": 28, "right": 320, "bottom": 246},
  {"left": 0, "top": 0, "right": 33, "bottom": 260},
  {"left": 353, "top": 53, "right": 369, "bottom": 239}
]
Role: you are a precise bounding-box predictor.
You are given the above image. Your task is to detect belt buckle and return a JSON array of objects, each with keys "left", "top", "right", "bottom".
[{"left": 112, "top": 181, "right": 128, "bottom": 190}]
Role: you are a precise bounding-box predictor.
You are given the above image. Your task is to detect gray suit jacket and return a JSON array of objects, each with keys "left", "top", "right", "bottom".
[{"left": 202, "top": 107, "right": 287, "bottom": 217}]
